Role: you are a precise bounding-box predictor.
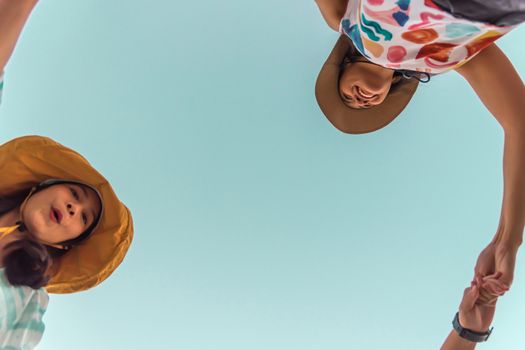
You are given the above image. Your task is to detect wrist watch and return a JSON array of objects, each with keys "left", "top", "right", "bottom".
[{"left": 452, "top": 312, "right": 493, "bottom": 342}]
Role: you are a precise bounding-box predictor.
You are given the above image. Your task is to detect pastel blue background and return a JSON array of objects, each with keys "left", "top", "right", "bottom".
[{"left": 1, "top": 1, "right": 525, "bottom": 349}]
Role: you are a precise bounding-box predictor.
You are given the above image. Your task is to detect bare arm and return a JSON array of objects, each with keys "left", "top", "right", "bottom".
[
  {"left": 0, "top": 0, "right": 39, "bottom": 74},
  {"left": 314, "top": 0, "right": 348, "bottom": 32},
  {"left": 456, "top": 44, "right": 525, "bottom": 248},
  {"left": 441, "top": 331, "right": 477, "bottom": 350}
]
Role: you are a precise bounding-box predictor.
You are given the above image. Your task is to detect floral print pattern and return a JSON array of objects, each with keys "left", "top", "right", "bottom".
[{"left": 339, "top": 0, "right": 516, "bottom": 74}]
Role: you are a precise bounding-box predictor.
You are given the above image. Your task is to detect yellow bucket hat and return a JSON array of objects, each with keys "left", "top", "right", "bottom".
[{"left": 0, "top": 135, "right": 133, "bottom": 294}]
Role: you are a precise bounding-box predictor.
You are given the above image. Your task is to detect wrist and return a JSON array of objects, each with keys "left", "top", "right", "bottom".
[
  {"left": 493, "top": 225, "right": 523, "bottom": 247},
  {"left": 442, "top": 330, "right": 477, "bottom": 350},
  {"left": 498, "top": 231, "right": 522, "bottom": 248},
  {"left": 454, "top": 312, "right": 493, "bottom": 343}
]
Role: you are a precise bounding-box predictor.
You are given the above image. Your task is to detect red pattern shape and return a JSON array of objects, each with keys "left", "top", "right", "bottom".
[
  {"left": 387, "top": 46, "right": 407, "bottom": 63},
  {"left": 416, "top": 42, "right": 457, "bottom": 62},
  {"left": 424, "top": 0, "right": 442, "bottom": 10},
  {"left": 408, "top": 12, "right": 445, "bottom": 30},
  {"left": 424, "top": 57, "right": 460, "bottom": 68}
]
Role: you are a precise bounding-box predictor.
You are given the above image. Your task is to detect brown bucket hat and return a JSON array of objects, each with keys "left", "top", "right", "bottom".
[{"left": 315, "top": 35, "right": 419, "bottom": 134}]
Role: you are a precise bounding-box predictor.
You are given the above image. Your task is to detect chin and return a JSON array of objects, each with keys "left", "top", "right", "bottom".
[{"left": 24, "top": 212, "right": 48, "bottom": 239}]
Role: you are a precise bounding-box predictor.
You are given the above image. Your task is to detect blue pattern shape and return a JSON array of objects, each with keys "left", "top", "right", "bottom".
[
  {"left": 341, "top": 19, "right": 369, "bottom": 58},
  {"left": 445, "top": 23, "right": 480, "bottom": 38},
  {"left": 393, "top": 11, "right": 409, "bottom": 26},
  {"left": 361, "top": 14, "right": 393, "bottom": 41},
  {"left": 396, "top": 0, "right": 410, "bottom": 11}
]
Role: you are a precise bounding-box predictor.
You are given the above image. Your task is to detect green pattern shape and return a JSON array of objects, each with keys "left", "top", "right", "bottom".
[{"left": 361, "top": 13, "right": 393, "bottom": 41}]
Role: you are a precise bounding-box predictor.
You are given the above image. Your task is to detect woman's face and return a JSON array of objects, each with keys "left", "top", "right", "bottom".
[
  {"left": 22, "top": 183, "right": 102, "bottom": 245},
  {"left": 339, "top": 59, "right": 397, "bottom": 109}
]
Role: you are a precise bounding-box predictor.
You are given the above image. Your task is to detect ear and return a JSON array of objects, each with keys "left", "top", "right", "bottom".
[{"left": 392, "top": 74, "right": 403, "bottom": 84}]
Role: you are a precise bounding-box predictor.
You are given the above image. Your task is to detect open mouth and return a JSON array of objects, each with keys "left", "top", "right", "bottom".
[{"left": 50, "top": 207, "right": 63, "bottom": 224}]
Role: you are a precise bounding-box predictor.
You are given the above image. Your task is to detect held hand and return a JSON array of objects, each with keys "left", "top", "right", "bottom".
[
  {"left": 458, "top": 278, "right": 501, "bottom": 333},
  {"left": 474, "top": 240, "right": 518, "bottom": 301},
  {"left": 474, "top": 242, "right": 496, "bottom": 283},
  {"left": 492, "top": 240, "right": 519, "bottom": 288}
]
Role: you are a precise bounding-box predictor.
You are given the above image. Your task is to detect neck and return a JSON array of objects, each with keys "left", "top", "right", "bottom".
[
  {"left": 0, "top": 226, "right": 23, "bottom": 267},
  {"left": 0, "top": 207, "right": 22, "bottom": 264},
  {"left": 0, "top": 207, "right": 20, "bottom": 229}
]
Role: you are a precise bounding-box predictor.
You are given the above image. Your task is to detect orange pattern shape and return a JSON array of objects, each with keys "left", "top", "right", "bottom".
[
  {"left": 465, "top": 31, "right": 503, "bottom": 57},
  {"left": 402, "top": 28, "right": 439, "bottom": 43},
  {"left": 363, "top": 37, "right": 385, "bottom": 58}
]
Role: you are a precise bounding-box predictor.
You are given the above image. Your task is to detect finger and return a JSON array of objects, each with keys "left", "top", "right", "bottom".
[
  {"left": 482, "top": 271, "right": 503, "bottom": 280},
  {"left": 483, "top": 274, "right": 510, "bottom": 288},
  {"left": 477, "top": 288, "right": 497, "bottom": 305},
  {"left": 476, "top": 275, "right": 484, "bottom": 287},
  {"left": 483, "top": 281, "right": 508, "bottom": 297},
  {"left": 461, "top": 285, "right": 479, "bottom": 311},
  {"left": 489, "top": 285, "right": 505, "bottom": 296},
  {"left": 483, "top": 276, "right": 510, "bottom": 290},
  {"left": 482, "top": 281, "right": 505, "bottom": 296}
]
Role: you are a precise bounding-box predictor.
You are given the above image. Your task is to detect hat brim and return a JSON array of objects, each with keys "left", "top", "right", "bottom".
[
  {"left": 315, "top": 35, "right": 419, "bottom": 134},
  {"left": 0, "top": 136, "right": 133, "bottom": 294}
]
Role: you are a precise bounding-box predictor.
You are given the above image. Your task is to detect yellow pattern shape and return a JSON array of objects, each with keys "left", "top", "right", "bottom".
[{"left": 363, "top": 37, "right": 384, "bottom": 58}]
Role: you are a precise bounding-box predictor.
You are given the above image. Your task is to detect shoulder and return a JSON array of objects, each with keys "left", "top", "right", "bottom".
[
  {"left": 455, "top": 43, "right": 507, "bottom": 79},
  {"left": 0, "top": 269, "right": 49, "bottom": 321},
  {"left": 0, "top": 270, "right": 48, "bottom": 347},
  {"left": 315, "top": 0, "right": 349, "bottom": 32}
]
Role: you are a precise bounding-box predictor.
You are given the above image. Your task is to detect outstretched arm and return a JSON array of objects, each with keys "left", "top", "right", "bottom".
[
  {"left": 0, "top": 0, "right": 39, "bottom": 74},
  {"left": 314, "top": 0, "right": 348, "bottom": 32},
  {"left": 441, "top": 276, "right": 502, "bottom": 350},
  {"left": 456, "top": 43, "right": 525, "bottom": 286}
]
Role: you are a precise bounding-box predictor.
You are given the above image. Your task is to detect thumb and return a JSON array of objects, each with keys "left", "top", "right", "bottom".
[{"left": 460, "top": 285, "right": 479, "bottom": 311}]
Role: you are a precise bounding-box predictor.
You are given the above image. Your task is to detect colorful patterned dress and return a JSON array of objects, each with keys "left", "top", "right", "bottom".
[{"left": 339, "top": 0, "right": 518, "bottom": 74}]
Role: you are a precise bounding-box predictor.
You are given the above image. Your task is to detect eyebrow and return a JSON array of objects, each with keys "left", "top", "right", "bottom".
[{"left": 79, "top": 185, "right": 98, "bottom": 226}]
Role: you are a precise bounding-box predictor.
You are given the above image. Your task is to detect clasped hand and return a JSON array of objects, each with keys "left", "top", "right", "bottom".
[
  {"left": 474, "top": 239, "right": 519, "bottom": 302},
  {"left": 458, "top": 238, "right": 520, "bottom": 333}
]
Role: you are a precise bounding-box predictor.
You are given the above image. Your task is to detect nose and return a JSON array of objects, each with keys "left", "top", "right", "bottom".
[{"left": 66, "top": 203, "right": 77, "bottom": 217}]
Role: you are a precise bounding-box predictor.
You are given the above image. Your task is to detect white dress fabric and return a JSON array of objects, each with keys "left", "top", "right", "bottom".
[{"left": 339, "top": 0, "right": 517, "bottom": 74}]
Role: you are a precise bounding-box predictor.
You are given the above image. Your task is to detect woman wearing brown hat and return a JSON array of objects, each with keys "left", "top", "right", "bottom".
[
  {"left": 0, "top": 136, "right": 133, "bottom": 349},
  {"left": 316, "top": 0, "right": 525, "bottom": 346}
]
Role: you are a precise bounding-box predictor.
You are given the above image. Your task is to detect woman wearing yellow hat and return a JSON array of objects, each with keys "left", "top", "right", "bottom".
[
  {"left": 0, "top": 136, "right": 133, "bottom": 348},
  {"left": 0, "top": 2, "right": 132, "bottom": 347}
]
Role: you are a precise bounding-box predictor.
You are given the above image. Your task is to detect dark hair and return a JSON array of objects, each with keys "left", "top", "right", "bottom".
[
  {"left": 0, "top": 189, "right": 67, "bottom": 289},
  {"left": 3, "top": 239, "right": 52, "bottom": 289}
]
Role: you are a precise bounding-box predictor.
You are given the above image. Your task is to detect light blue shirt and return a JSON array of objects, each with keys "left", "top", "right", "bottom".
[
  {"left": 0, "top": 268, "right": 48, "bottom": 350},
  {"left": 0, "top": 72, "right": 4, "bottom": 105}
]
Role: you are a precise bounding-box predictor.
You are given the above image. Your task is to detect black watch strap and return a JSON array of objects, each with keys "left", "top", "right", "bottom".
[{"left": 452, "top": 312, "right": 493, "bottom": 343}]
